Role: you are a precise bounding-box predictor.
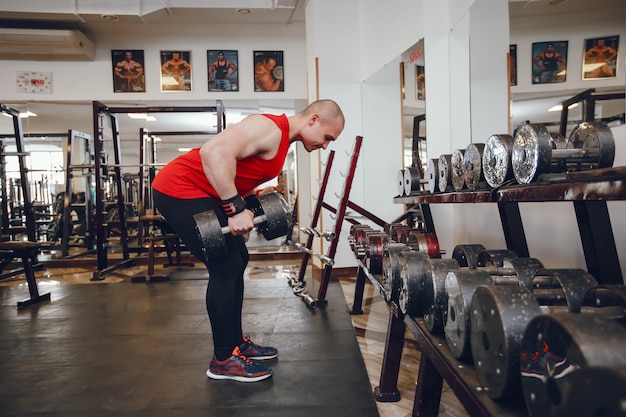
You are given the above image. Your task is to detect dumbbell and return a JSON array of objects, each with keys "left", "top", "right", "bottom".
[
  {"left": 512, "top": 121, "right": 615, "bottom": 184},
  {"left": 348, "top": 224, "right": 374, "bottom": 253},
  {"left": 444, "top": 256, "right": 544, "bottom": 360},
  {"left": 463, "top": 143, "right": 486, "bottom": 190},
  {"left": 194, "top": 192, "right": 289, "bottom": 259},
  {"left": 450, "top": 148, "right": 467, "bottom": 191},
  {"left": 521, "top": 313, "right": 626, "bottom": 417},
  {"left": 382, "top": 242, "right": 410, "bottom": 303},
  {"left": 561, "top": 366, "right": 626, "bottom": 417},
  {"left": 399, "top": 160, "right": 439, "bottom": 195},
  {"left": 363, "top": 231, "right": 389, "bottom": 275},
  {"left": 469, "top": 268, "right": 598, "bottom": 401}
]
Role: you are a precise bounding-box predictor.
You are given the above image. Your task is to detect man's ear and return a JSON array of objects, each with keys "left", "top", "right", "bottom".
[{"left": 309, "top": 113, "right": 320, "bottom": 126}]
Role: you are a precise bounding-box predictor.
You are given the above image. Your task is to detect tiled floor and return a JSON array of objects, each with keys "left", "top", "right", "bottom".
[{"left": 0, "top": 240, "right": 469, "bottom": 417}]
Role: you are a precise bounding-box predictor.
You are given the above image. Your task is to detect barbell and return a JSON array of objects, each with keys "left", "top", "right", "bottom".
[{"left": 194, "top": 192, "right": 289, "bottom": 259}]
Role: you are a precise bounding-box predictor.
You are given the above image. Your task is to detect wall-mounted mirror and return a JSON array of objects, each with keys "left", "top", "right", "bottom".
[{"left": 401, "top": 39, "right": 427, "bottom": 172}]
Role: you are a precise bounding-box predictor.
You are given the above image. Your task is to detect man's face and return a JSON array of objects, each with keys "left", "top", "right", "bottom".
[
  {"left": 218, "top": 54, "right": 225, "bottom": 61},
  {"left": 125, "top": 53, "right": 132, "bottom": 61},
  {"left": 546, "top": 45, "right": 554, "bottom": 53},
  {"left": 301, "top": 115, "right": 344, "bottom": 152}
]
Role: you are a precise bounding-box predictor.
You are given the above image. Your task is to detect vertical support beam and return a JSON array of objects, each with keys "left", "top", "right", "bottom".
[
  {"left": 574, "top": 200, "right": 622, "bottom": 284},
  {"left": 373, "top": 309, "right": 404, "bottom": 402},
  {"left": 92, "top": 101, "right": 108, "bottom": 271},
  {"left": 12, "top": 112, "right": 36, "bottom": 242},
  {"left": 108, "top": 113, "right": 129, "bottom": 261},
  {"left": 497, "top": 201, "right": 529, "bottom": 257},
  {"left": 350, "top": 265, "right": 366, "bottom": 315}
]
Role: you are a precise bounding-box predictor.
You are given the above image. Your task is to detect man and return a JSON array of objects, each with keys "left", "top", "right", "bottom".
[
  {"left": 151, "top": 99, "right": 345, "bottom": 382},
  {"left": 209, "top": 51, "right": 238, "bottom": 91},
  {"left": 533, "top": 43, "right": 566, "bottom": 83},
  {"left": 114, "top": 51, "right": 145, "bottom": 92},
  {"left": 584, "top": 38, "right": 618, "bottom": 78},
  {"left": 161, "top": 52, "right": 191, "bottom": 90},
  {"left": 255, "top": 55, "right": 281, "bottom": 91}
]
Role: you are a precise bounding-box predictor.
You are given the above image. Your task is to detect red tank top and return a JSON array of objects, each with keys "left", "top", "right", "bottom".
[{"left": 152, "top": 114, "right": 290, "bottom": 199}]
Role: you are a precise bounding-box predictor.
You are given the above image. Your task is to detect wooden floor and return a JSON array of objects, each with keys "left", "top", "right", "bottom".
[{"left": 0, "top": 243, "right": 469, "bottom": 417}]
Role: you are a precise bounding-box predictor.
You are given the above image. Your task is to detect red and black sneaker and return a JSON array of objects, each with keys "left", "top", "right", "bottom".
[
  {"left": 239, "top": 335, "right": 278, "bottom": 360},
  {"left": 206, "top": 346, "right": 273, "bottom": 382}
]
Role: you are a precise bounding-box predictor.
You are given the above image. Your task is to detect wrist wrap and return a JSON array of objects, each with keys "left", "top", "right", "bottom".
[{"left": 221, "top": 195, "right": 247, "bottom": 216}]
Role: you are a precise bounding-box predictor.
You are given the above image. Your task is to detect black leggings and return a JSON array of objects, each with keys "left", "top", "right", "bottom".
[{"left": 152, "top": 189, "right": 249, "bottom": 360}]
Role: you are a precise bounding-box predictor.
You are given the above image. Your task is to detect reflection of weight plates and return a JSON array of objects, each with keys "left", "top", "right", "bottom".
[{"left": 272, "top": 65, "right": 284, "bottom": 80}]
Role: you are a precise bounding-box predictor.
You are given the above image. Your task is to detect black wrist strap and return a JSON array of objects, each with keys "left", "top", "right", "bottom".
[{"left": 221, "top": 195, "right": 247, "bottom": 216}]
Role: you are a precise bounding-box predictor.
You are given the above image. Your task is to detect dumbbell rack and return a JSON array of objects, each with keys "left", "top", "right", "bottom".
[{"left": 362, "top": 166, "right": 626, "bottom": 416}]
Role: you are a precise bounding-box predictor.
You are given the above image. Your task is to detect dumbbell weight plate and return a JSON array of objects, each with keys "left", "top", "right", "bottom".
[
  {"left": 567, "top": 120, "right": 615, "bottom": 169},
  {"left": 483, "top": 134, "right": 514, "bottom": 188},
  {"left": 451, "top": 149, "right": 465, "bottom": 191},
  {"left": 463, "top": 143, "right": 485, "bottom": 190},
  {"left": 452, "top": 243, "right": 486, "bottom": 268},
  {"left": 520, "top": 314, "right": 626, "bottom": 417},
  {"left": 470, "top": 285, "right": 543, "bottom": 400},
  {"left": 422, "top": 258, "right": 460, "bottom": 334},
  {"left": 398, "top": 251, "right": 430, "bottom": 316},
  {"left": 424, "top": 158, "right": 439, "bottom": 193},
  {"left": 403, "top": 167, "right": 422, "bottom": 196},
  {"left": 562, "top": 367, "right": 626, "bottom": 417},
  {"left": 382, "top": 243, "right": 409, "bottom": 303},
  {"left": 396, "top": 169, "right": 406, "bottom": 196},
  {"left": 512, "top": 123, "right": 553, "bottom": 184},
  {"left": 438, "top": 154, "right": 452, "bottom": 193},
  {"left": 256, "top": 192, "right": 290, "bottom": 240}
]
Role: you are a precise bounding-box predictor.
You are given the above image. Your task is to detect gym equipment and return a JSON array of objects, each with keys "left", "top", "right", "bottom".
[
  {"left": 363, "top": 231, "right": 389, "bottom": 275},
  {"left": 381, "top": 242, "right": 409, "bottom": 303},
  {"left": 482, "top": 134, "right": 514, "bottom": 188},
  {"left": 511, "top": 121, "right": 615, "bottom": 184},
  {"left": 451, "top": 244, "right": 486, "bottom": 268},
  {"left": 300, "top": 226, "right": 335, "bottom": 241},
  {"left": 437, "top": 154, "right": 453, "bottom": 192},
  {"left": 397, "top": 250, "right": 430, "bottom": 316},
  {"left": 463, "top": 143, "right": 486, "bottom": 190},
  {"left": 470, "top": 269, "right": 598, "bottom": 400},
  {"left": 581, "top": 284, "right": 626, "bottom": 326},
  {"left": 400, "top": 161, "right": 438, "bottom": 195},
  {"left": 562, "top": 366, "right": 626, "bottom": 417},
  {"left": 295, "top": 242, "right": 334, "bottom": 266},
  {"left": 450, "top": 149, "right": 466, "bottom": 191},
  {"left": 520, "top": 314, "right": 626, "bottom": 417},
  {"left": 194, "top": 192, "right": 289, "bottom": 259},
  {"left": 444, "top": 256, "right": 543, "bottom": 360}
]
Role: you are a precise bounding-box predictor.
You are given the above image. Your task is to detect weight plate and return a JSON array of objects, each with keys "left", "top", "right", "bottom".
[
  {"left": 476, "top": 248, "right": 518, "bottom": 268},
  {"left": 193, "top": 209, "right": 227, "bottom": 258},
  {"left": 403, "top": 167, "right": 422, "bottom": 196},
  {"left": 581, "top": 284, "right": 626, "bottom": 326},
  {"left": 463, "top": 143, "right": 485, "bottom": 190},
  {"left": 382, "top": 243, "right": 409, "bottom": 303},
  {"left": 470, "top": 285, "right": 542, "bottom": 400},
  {"left": 396, "top": 169, "right": 406, "bottom": 196},
  {"left": 568, "top": 120, "right": 615, "bottom": 169},
  {"left": 451, "top": 243, "right": 486, "bottom": 268},
  {"left": 451, "top": 149, "right": 465, "bottom": 191},
  {"left": 425, "top": 158, "right": 439, "bottom": 193},
  {"left": 438, "top": 154, "right": 452, "bottom": 192},
  {"left": 257, "top": 192, "right": 290, "bottom": 240},
  {"left": 408, "top": 230, "right": 441, "bottom": 259},
  {"left": 512, "top": 123, "right": 552, "bottom": 184},
  {"left": 520, "top": 313, "right": 626, "bottom": 417},
  {"left": 423, "top": 258, "right": 460, "bottom": 334},
  {"left": 366, "top": 232, "right": 388, "bottom": 275},
  {"left": 483, "top": 134, "right": 514, "bottom": 188},
  {"left": 536, "top": 269, "right": 598, "bottom": 313},
  {"left": 562, "top": 366, "right": 626, "bottom": 417},
  {"left": 398, "top": 251, "right": 430, "bottom": 316},
  {"left": 444, "top": 269, "right": 493, "bottom": 360}
]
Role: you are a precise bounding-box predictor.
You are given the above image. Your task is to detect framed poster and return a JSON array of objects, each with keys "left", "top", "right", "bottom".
[
  {"left": 112, "top": 50, "right": 146, "bottom": 92},
  {"left": 416, "top": 65, "right": 425, "bottom": 100},
  {"left": 207, "top": 50, "right": 239, "bottom": 91},
  {"left": 531, "top": 41, "right": 568, "bottom": 84},
  {"left": 583, "top": 35, "right": 619, "bottom": 80},
  {"left": 509, "top": 44, "right": 517, "bottom": 86},
  {"left": 160, "top": 51, "right": 192, "bottom": 91},
  {"left": 254, "top": 50, "right": 284, "bottom": 92}
]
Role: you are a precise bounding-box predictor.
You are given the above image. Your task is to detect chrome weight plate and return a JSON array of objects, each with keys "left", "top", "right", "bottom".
[
  {"left": 438, "top": 154, "right": 453, "bottom": 192},
  {"left": 396, "top": 169, "right": 406, "bottom": 196},
  {"left": 424, "top": 158, "right": 439, "bottom": 193},
  {"left": 520, "top": 313, "right": 626, "bottom": 417},
  {"left": 463, "top": 143, "right": 485, "bottom": 190},
  {"left": 483, "top": 134, "right": 514, "bottom": 188},
  {"left": 512, "top": 123, "right": 552, "bottom": 184},
  {"left": 451, "top": 149, "right": 465, "bottom": 190}
]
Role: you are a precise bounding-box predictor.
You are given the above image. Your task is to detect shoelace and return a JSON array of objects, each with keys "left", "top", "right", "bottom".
[
  {"left": 232, "top": 346, "right": 254, "bottom": 366},
  {"left": 242, "top": 336, "right": 260, "bottom": 348}
]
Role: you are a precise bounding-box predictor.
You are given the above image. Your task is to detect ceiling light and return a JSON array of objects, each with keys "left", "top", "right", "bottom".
[
  {"left": 19, "top": 111, "right": 37, "bottom": 118},
  {"left": 178, "top": 148, "right": 192, "bottom": 153},
  {"left": 236, "top": 8, "right": 251, "bottom": 14},
  {"left": 128, "top": 113, "right": 156, "bottom": 121},
  {"left": 101, "top": 14, "right": 120, "bottom": 21},
  {"left": 548, "top": 103, "right": 579, "bottom": 112}
]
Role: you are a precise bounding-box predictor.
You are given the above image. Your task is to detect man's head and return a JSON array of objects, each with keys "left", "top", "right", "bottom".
[
  {"left": 218, "top": 52, "right": 225, "bottom": 61},
  {"left": 546, "top": 44, "right": 555, "bottom": 52},
  {"left": 298, "top": 100, "right": 345, "bottom": 152},
  {"left": 597, "top": 39, "right": 606, "bottom": 47}
]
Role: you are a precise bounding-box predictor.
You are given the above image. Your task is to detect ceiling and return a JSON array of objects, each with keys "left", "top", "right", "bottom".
[{"left": 0, "top": 0, "right": 624, "bottom": 161}]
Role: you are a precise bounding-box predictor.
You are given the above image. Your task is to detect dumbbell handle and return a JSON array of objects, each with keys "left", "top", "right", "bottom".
[{"left": 220, "top": 214, "right": 267, "bottom": 235}]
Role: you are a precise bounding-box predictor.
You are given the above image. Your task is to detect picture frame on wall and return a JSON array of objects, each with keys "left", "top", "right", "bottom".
[
  {"left": 531, "top": 41, "right": 568, "bottom": 84},
  {"left": 582, "top": 35, "right": 619, "bottom": 80},
  {"left": 254, "top": 50, "right": 284, "bottom": 92},
  {"left": 160, "top": 50, "right": 192, "bottom": 92},
  {"left": 416, "top": 65, "right": 425, "bottom": 100},
  {"left": 509, "top": 44, "right": 517, "bottom": 86},
  {"left": 207, "top": 50, "right": 239, "bottom": 92},
  {"left": 112, "top": 49, "right": 146, "bottom": 92}
]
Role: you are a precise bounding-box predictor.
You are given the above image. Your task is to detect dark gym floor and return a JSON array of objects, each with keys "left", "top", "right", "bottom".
[{"left": 0, "top": 262, "right": 380, "bottom": 417}]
